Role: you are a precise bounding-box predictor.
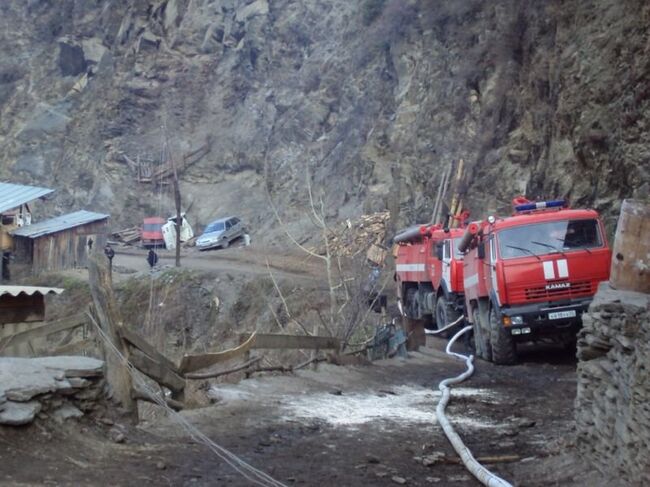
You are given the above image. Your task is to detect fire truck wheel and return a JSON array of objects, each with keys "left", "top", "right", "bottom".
[
  {"left": 435, "top": 295, "right": 461, "bottom": 335},
  {"left": 489, "top": 308, "right": 517, "bottom": 365},
  {"left": 472, "top": 308, "right": 491, "bottom": 361}
]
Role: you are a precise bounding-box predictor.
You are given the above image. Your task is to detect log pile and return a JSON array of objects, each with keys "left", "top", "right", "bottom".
[
  {"left": 322, "top": 211, "right": 390, "bottom": 262},
  {"left": 0, "top": 356, "right": 106, "bottom": 426},
  {"left": 575, "top": 282, "right": 650, "bottom": 484},
  {"left": 111, "top": 227, "right": 141, "bottom": 245}
]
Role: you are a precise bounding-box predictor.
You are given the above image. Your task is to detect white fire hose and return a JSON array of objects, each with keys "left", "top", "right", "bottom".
[{"left": 435, "top": 324, "right": 513, "bottom": 487}]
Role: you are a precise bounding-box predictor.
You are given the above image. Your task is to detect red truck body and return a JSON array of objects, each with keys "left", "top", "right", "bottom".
[
  {"left": 462, "top": 200, "right": 611, "bottom": 364},
  {"left": 395, "top": 225, "right": 466, "bottom": 330},
  {"left": 141, "top": 217, "right": 166, "bottom": 249}
]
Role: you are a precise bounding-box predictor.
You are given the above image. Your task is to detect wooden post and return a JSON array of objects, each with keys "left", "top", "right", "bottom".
[
  {"left": 166, "top": 136, "right": 182, "bottom": 268},
  {"left": 88, "top": 254, "right": 136, "bottom": 413},
  {"left": 609, "top": 199, "right": 650, "bottom": 293},
  {"left": 403, "top": 317, "right": 426, "bottom": 351}
]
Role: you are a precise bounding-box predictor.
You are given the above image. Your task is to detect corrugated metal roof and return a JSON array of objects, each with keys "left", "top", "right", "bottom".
[
  {"left": 11, "top": 210, "right": 109, "bottom": 239},
  {"left": 0, "top": 182, "right": 54, "bottom": 214},
  {"left": 0, "top": 285, "right": 64, "bottom": 297}
]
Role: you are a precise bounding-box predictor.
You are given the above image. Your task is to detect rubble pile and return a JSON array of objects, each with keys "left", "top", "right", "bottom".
[
  {"left": 575, "top": 283, "right": 650, "bottom": 484},
  {"left": 322, "top": 211, "right": 390, "bottom": 262},
  {"left": 0, "top": 356, "right": 105, "bottom": 426}
]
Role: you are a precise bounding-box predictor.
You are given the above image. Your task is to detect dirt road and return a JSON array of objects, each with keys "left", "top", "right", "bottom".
[
  {"left": 111, "top": 245, "right": 325, "bottom": 283},
  {"left": 0, "top": 336, "right": 603, "bottom": 486}
]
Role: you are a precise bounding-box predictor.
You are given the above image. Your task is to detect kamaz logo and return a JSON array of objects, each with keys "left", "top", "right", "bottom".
[{"left": 546, "top": 282, "right": 571, "bottom": 290}]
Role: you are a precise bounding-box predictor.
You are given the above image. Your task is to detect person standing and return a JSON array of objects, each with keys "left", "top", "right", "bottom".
[{"left": 147, "top": 248, "right": 159, "bottom": 269}]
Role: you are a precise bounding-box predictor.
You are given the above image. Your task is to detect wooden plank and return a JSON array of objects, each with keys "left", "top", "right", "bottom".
[
  {"left": 51, "top": 338, "right": 95, "bottom": 356},
  {"left": 119, "top": 326, "right": 179, "bottom": 373},
  {"left": 178, "top": 332, "right": 257, "bottom": 374},
  {"left": 0, "top": 313, "right": 86, "bottom": 351},
  {"left": 129, "top": 348, "right": 185, "bottom": 394},
  {"left": 248, "top": 334, "right": 340, "bottom": 350}
]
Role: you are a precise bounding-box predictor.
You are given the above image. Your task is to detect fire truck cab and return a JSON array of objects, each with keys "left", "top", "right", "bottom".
[
  {"left": 461, "top": 199, "right": 611, "bottom": 364},
  {"left": 395, "top": 225, "right": 466, "bottom": 331}
]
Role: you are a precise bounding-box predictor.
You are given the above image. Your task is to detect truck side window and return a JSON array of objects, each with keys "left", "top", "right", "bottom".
[
  {"left": 443, "top": 240, "right": 451, "bottom": 260},
  {"left": 226, "top": 220, "right": 232, "bottom": 230}
]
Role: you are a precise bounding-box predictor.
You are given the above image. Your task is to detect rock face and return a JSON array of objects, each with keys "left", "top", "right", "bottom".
[
  {"left": 575, "top": 283, "right": 650, "bottom": 485},
  {"left": 0, "top": 356, "right": 106, "bottom": 426},
  {"left": 0, "top": 1, "right": 648, "bottom": 239}
]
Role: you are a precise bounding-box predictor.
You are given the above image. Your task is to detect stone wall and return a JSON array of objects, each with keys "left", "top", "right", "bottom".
[
  {"left": 0, "top": 356, "right": 105, "bottom": 426},
  {"left": 575, "top": 283, "right": 650, "bottom": 485}
]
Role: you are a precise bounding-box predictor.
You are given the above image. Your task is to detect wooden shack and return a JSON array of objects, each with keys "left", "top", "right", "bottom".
[
  {"left": 0, "top": 182, "right": 54, "bottom": 280},
  {"left": 11, "top": 210, "right": 109, "bottom": 276},
  {"left": 0, "top": 285, "right": 64, "bottom": 356}
]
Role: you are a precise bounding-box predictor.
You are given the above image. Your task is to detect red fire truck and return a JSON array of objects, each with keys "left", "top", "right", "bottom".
[
  {"left": 394, "top": 223, "right": 467, "bottom": 331},
  {"left": 459, "top": 198, "right": 611, "bottom": 364}
]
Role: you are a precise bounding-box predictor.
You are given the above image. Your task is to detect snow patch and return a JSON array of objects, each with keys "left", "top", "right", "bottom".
[{"left": 281, "top": 385, "right": 499, "bottom": 430}]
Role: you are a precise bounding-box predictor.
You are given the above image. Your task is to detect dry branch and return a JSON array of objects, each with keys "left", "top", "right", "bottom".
[{"left": 185, "top": 356, "right": 263, "bottom": 380}]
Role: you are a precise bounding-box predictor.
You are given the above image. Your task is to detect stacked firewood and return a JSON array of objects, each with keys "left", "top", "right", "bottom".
[
  {"left": 321, "top": 211, "right": 390, "bottom": 264},
  {"left": 111, "top": 227, "right": 141, "bottom": 245}
]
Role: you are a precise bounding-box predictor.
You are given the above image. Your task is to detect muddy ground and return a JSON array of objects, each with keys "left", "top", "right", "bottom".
[
  {"left": 3, "top": 245, "right": 609, "bottom": 486},
  {"left": 0, "top": 336, "right": 607, "bottom": 487}
]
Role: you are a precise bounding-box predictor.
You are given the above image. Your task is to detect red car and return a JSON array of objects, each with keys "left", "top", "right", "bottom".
[{"left": 141, "top": 217, "right": 166, "bottom": 249}]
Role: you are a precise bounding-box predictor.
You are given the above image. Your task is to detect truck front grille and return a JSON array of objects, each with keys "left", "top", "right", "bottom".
[{"left": 523, "top": 280, "right": 593, "bottom": 301}]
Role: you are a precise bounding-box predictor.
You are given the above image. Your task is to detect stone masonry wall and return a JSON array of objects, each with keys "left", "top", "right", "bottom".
[{"left": 575, "top": 283, "right": 650, "bottom": 485}]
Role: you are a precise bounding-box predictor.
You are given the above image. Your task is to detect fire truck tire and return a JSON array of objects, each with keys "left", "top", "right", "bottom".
[
  {"left": 489, "top": 308, "right": 517, "bottom": 365},
  {"left": 472, "top": 308, "right": 491, "bottom": 361},
  {"left": 435, "top": 295, "right": 460, "bottom": 336}
]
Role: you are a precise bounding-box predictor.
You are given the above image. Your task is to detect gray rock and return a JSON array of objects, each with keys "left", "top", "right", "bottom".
[
  {"left": 0, "top": 358, "right": 61, "bottom": 401},
  {"left": 32, "top": 356, "right": 104, "bottom": 378},
  {"left": 52, "top": 404, "right": 84, "bottom": 423},
  {"left": 0, "top": 401, "right": 42, "bottom": 426}
]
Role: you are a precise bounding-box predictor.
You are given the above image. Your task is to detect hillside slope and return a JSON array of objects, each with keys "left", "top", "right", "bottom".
[{"left": 0, "top": 0, "right": 648, "bottom": 238}]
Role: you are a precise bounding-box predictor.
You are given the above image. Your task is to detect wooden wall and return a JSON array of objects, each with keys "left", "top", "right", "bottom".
[{"left": 13, "top": 219, "right": 108, "bottom": 275}]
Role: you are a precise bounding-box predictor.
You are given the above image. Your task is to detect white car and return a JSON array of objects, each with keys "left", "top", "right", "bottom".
[{"left": 196, "top": 216, "right": 244, "bottom": 250}]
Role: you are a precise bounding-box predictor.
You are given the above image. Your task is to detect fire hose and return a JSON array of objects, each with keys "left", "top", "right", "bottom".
[{"left": 432, "top": 319, "right": 513, "bottom": 487}]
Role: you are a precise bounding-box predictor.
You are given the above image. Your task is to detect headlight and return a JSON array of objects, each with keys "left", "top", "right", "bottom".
[{"left": 511, "top": 315, "right": 524, "bottom": 325}]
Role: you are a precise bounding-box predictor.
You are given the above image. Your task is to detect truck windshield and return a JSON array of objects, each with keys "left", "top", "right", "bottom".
[
  {"left": 498, "top": 219, "right": 602, "bottom": 259},
  {"left": 205, "top": 222, "right": 225, "bottom": 233},
  {"left": 143, "top": 223, "right": 162, "bottom": 232}
]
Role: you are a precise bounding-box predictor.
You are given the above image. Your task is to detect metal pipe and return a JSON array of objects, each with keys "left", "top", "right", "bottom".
[
  {"left": 394, "top": 225, "right": 427, "bottom": 243},
  {"left": 456, "top": 221, "right": 480, "bottom": 253}
]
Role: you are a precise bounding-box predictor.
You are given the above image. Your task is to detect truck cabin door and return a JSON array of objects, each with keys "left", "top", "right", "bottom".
[
  {"left": 488, "top": 234, "right": 501, "bottom": 306},
  {"left": 442, "top": 239, "right": 452, "bottom": 286}
]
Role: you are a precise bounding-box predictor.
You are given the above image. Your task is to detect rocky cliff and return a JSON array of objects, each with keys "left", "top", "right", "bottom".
[{"left": 0, "top": 0, "right": 648, "bottom": 239}]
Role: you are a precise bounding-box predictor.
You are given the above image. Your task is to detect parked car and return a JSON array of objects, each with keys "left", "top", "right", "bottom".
[
  {"left": 196, "top": 216, "right": 244, "bottom": 250},
  {"left": 141, "top": 217, "right": 166, "bottom": 249}
]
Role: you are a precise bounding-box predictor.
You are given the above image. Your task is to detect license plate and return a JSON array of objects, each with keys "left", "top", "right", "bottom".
[{"left": 548, "top": 310, "right": 577, "bottom": 320}]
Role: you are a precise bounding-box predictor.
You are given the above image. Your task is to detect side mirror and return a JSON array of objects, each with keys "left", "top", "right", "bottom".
[
  {"left": 477, "top": 242, "right": 486, "bottom": 260},
  {"left": 436, "top": 243, "right": 443, "bottom": 260}
]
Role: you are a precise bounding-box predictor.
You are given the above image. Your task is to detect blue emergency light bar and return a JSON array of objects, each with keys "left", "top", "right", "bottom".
[{"left": 514, "top": 199, "right": 567, "bottom": 212}]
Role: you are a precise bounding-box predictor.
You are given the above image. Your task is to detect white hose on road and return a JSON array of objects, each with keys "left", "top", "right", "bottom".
[{"left": 435, "top": 325, "right": 513, "bottom": 487}]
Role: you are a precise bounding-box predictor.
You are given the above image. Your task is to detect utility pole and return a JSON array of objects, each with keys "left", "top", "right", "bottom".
[
  {"left": 164, "top": 125, "right": 182, "bottom": 268},
  {"left": 169, "top": 151, "right": 182, "bottom": 268}
]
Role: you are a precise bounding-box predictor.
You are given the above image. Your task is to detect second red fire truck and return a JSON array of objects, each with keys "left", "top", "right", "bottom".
[{"left": 394, "top": 222, "right": 467, "bottom": 333}]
